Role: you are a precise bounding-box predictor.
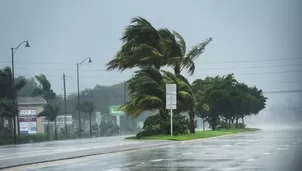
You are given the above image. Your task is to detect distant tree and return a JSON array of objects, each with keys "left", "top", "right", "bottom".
[
  {"left": 31, "top": 74, "right": 57, "bottom": 140},
  {"left": 31, "top": 74, "right": 56, "bottom": 102},
  {"left": 78, "top": 100, "right": 95, "bottom": 137}
]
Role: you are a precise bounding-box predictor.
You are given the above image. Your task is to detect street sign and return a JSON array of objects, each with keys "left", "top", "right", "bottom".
[
  {"left": 166, "top": 84, "right": 177, "bottom": 109},
  {"left": 165, "top": 84, "right": 177, "bottom": 136},
  {"left": 95, "top": 112, "right": 101, "bottom": 125},
  {"left": 166, "top": 84, "right": 177, "bottom": 95},
  {"left": 166, "top": 94, "right": 177, "bottom": 109}
]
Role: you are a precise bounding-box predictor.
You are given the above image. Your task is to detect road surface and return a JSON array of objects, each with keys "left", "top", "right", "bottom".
[{"left": 2, "top": 128, "right": 302, "bottom": 171}]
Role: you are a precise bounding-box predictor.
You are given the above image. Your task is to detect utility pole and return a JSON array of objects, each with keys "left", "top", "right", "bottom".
[{"left": 63, "top": 73, "right": 67, "bottom": 139}]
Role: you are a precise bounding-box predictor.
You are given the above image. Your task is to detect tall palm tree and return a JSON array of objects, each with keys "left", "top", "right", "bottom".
[
  {"left": 31, "top": 74, "right": 56, "bottom": 140},
  {"left": 0, "top": 67, "right": 26, "bottom": 138}
]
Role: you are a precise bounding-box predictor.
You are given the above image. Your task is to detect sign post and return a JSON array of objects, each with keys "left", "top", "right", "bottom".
[
  {"left": 95, "top": 112, "right": 101, "bottom": 137},
  {"left": 166, "top": 84, "right": 177, "bottom": 136}
]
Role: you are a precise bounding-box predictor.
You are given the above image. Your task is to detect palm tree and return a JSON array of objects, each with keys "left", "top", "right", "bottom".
[
  {"left": 31, "top": 74, "right": 56, "bottom": 139},
  {"left": 106, "top": 17, "right": 212, "bottom": 75},
  {"left": 31, "top": 74, "right": 56, "bottom": 102},
  {"left": 120, "top": 68, "right": 196, "bottom": 132},
  {"left": 0, "top": 67, "right": 26, "bottom": 139},
  {"left": 79, "top": 100, "right": 95, "bottom": 137},
  {"left": 37, "top": 104, "right": 59, "bottom": 140}
]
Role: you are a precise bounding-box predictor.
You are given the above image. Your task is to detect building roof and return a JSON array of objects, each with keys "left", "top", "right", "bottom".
[{"left": 17, "top": 96, "right": 47, "bottom": 105}]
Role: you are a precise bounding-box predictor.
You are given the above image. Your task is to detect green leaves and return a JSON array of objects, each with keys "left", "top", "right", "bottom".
[
  {"left": 31, "top": 74, "right": 56, "bottom": 102},
  {"left": 106, "top": 16, "right": 212, "bottom": 76},
  {"left": 38, "top": 104, "right": 59, "bottom": 122},
  {"left": 78, "top": 100, "right": 95, "bottom": 114}
]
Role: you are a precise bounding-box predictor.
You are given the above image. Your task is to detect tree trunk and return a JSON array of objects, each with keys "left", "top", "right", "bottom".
[
  {"left": 236, "top": 118, "right": 239, "bottom": 128},
  {"left": 189, "top": 111, "right": 195, "bottom": 133},
  {"left": 228, "top": 119, "right": 231, "bottom": 128},
  {"left": 202, "top": 118, "right": 205, "bottom": 131},
  {"left": 241, "top": 117, "right": 245, "bottom": 125},
  {"left": 174, "top": 64, "right": 181, "bottom": 75},
  {"left": 54, "top": 120, "right": 57, "bottom": 140},
  {"left": 47, "top": 120, "right": 50, "bottom": 141},
  {"left": 89, "top": 113, "right": 92, "bottom": 137}
]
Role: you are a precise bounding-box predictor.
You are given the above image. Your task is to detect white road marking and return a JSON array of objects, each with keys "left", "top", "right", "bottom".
[
  {"left": 246, "top": 158, "right": 256, "bottom": 162},
  {"left": 263, "top": 152, "right": 271, "bottom": 156},
  {"left": 150, "top": 159, "right": 168, "bottom": 162},
  {"left": 183, "top": 152, "right": 192, "bottom": 155}
]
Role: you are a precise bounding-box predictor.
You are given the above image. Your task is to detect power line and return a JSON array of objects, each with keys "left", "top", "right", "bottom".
[
  {"left": 1, "top": 57, "right": 302, "bottom": 65},
  {"left": 12, "top": 63, "right": 302, "bottom": 72},
  {"left": 14, "top": 69, "right": 302, "bottom": 79},
  {"left": 263, "top": 90, "right": 302, "bottom": 94}
]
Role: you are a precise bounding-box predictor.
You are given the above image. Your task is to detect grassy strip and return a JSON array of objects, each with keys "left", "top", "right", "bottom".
[{"left": 126, "top": 128, "right": 260, "bottom": 141}]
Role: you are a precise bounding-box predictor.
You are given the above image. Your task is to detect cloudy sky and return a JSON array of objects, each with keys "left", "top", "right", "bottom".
[{"left": 0, "top": 0, "right": 301, "bottom": 106}]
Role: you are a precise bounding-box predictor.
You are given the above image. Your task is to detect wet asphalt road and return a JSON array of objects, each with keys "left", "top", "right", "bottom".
[{"left": 3, "top": 128, "right": 302, "bottom": 171}]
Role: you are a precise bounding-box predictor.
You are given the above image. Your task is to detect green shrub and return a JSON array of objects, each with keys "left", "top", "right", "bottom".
[
  {"left": 18, "top": 134, "right": 47, "bottom": 144},
  {"left": 237, "top": 123, "right": 246, "bottom": 128},
  {"left": 0, "top": 127, "right": 13, "bottom": 145},
  {"left": 136, "top": 114, "right": 189, "bottom": 138}
]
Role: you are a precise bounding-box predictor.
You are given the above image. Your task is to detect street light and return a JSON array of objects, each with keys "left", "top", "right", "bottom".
[
  {"left": 76, "top": 57, "right": 92, "bottom": 138},
  {"left": 11, "top": 40, "right": 30, "bottom": 144}
]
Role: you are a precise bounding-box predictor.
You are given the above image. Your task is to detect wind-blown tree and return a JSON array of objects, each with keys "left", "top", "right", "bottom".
[
  {"left": 31, "top": 74, "right": 56, "bottom": 102},
  {"left": 120, "top": 68, "right": 196, "bottom": 133},
  {"left": 193, "top": 74, "right": 238, "bottom": 130},
  {"left": 106, "top": 17, "right": 211, "bottom": 133},
  {"left": 31, "top": 74, "right": 57, "bottom": 139},
  {"left": 78, "top": 100, "right": 95, "bottom": 137},
  {"left": 37, "top": 104, "right": 59, "bottom": 140},
  {"left": 247, "top": 86, "right": 267, "bottom": 123},
  {"left": 106, "top": 17, "right": 212, "bottom": 75},
  {"left": 0, "top": 67, "right": 26, "bottom": 140}
]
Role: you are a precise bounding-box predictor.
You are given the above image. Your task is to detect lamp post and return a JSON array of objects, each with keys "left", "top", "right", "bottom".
[
  {"left": 76, "top": 57, "right": 92, "bottom": 138},
  {"left": 11, "top": 41, "right": 30, "bottom": 144}
]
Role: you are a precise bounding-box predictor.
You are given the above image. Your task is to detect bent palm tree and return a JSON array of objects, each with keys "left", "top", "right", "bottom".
[
  {"left": 31, "top": 74, "right": 56, "bottom": 102},
  {"left": 106, "top": 17, "right": 212, "bottom": 76},
  {"left": 120, "top": 68, "right": 197, "bottom": 132},
  {"left": 106, "top": 17, "right": 173, "bottom": 71}
]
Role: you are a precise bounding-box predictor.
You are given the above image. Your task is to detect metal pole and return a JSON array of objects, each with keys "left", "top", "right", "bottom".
[
  {"left": 170, "top": 93, "right": 173, "bottom": 136},
  {"left": 11, "top": 48, "right": 18, "bottom": 144},
  {"left": 77, "top": 63, "right": 81, "bottom": 138},
  {"left": 63, "top": 73, "right": 67, "bottom": 139}
]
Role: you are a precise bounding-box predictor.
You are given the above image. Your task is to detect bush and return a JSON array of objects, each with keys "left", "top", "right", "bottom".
[
  {"left": 0, "top": 127, "right": 13, "bottom": 145},
  {"left": 18, "top": 134, "right": 47, "bottom": 144},
  {"left": 136, "top": 114, "right": 189, "bottom": 138}
]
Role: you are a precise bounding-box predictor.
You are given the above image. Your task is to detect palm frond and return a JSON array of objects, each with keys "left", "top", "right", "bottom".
[
  {"left": 172, "top": 30, "right": 186, "bottom": 57},
  {"left": 186, "top": 37, "right": 212, "bottom": 61}
]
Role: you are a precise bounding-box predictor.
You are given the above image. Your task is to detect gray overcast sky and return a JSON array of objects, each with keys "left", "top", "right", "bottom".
[{"left": 0, "top": 0, "right": 301, "bottom": 105}]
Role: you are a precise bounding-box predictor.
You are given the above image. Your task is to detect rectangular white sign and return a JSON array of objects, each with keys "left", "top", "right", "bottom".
[
  {"left": 166, "top": 84, "right": 177, "bottom": 95},
  {"left": 95, "top": 112, "right": 101, "bottom": 125},
  {"left": 166, "top": 94, "right": 177, "bottom": 109}
]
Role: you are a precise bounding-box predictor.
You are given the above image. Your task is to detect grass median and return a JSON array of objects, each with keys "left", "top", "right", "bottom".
[{"left": 126, "top": 128, "right": 260, "bottom": 141}]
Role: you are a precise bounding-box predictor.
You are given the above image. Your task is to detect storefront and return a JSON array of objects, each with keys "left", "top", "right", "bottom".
[{"left": 17, "top": 97, "right": 47, "bottom": 134}]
